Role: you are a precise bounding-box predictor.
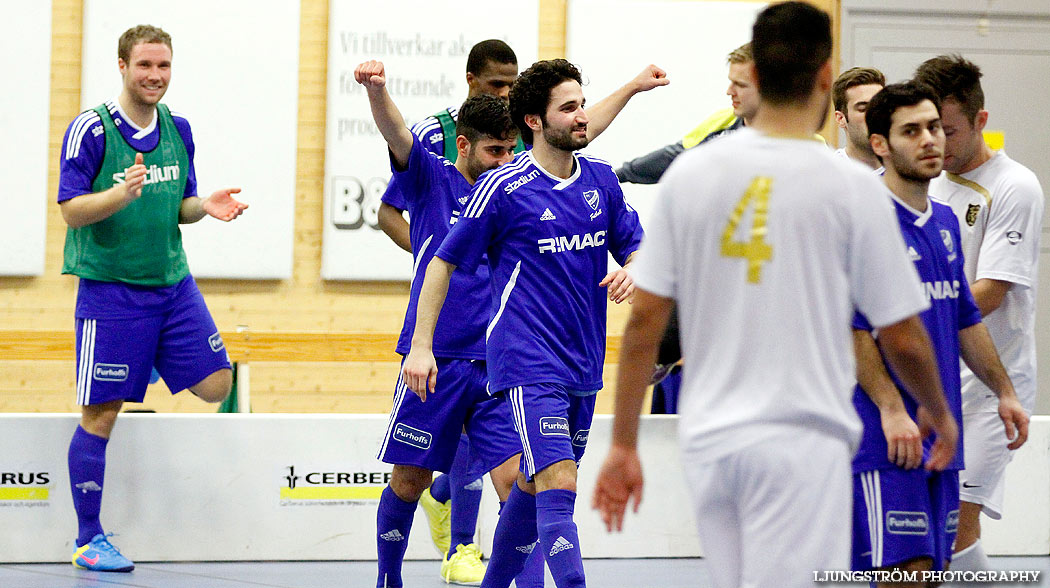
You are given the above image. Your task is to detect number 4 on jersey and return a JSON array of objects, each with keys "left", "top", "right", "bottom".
[{"left": 720, "top": 176, "right": 773, "bottom": 284}]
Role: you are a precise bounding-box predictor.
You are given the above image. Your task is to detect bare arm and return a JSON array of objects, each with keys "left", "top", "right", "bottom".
[
  {"left": 959, "top": 322, "right": 1029, "bottom": 449},
  {"left": 853, "top": 329, "right": 922, "bottom": 469},
  {"left": 179, "top": 189, "right": 247, "bottom": 224},
  {"left": 599, "top": 250, "right": 638, "bottom": 303},
  {"left": 876, "top": 315, "right": 958, "bottom": 471},
  {"left": 401, "top": 257, "right": 456, "bottom": 400},
  {"left": 60, "top": 153, "right": 147, "bottom": 228},
  {"left": 585, "top": 65, "right": 669, "bottom": 142},
  {"left": 970, "top": 278, "right": 1011, "bottom": 316},
  {"left": 594, "top": 288, "right": 674, "bottom": 532},
  {"left": 378, "top": 203, "right": 412, "bottom": 252},
  {"left": 356, "top": 60, "right": 413, "bottom": 168}
]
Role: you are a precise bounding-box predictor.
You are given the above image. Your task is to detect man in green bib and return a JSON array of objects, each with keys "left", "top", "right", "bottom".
[{"left": 58, "top": 24, "right": 248, "bottom": 572}]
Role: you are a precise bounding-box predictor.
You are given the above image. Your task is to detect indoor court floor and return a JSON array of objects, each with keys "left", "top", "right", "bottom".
[{"left": 1, "top": 557, "right": 1047, "bottom": 588}]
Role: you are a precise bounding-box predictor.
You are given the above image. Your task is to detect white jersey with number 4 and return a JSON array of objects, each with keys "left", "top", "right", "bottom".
[
  {"left": 630, "top": 128, "right": 929, "bottom": 464},
  {"left": 929, "top": 150, "right": 1044, "bottom": 413}
]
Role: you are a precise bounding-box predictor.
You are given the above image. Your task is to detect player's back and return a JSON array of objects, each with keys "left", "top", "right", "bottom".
[{"left": 657, "top": 128, "right": 920, "bottom": 462}]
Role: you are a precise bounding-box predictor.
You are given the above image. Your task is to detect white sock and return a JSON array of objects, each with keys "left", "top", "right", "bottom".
[
  {"left": 945, "top": 539, "right": 995, "bottom": 588},
  {"left": 951, "top": 539, "right": 991, "bottom": 572}
]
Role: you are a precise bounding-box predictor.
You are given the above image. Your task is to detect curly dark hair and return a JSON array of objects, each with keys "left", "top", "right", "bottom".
[
  {"left": 913, "top": 54, "right": 984, "bottom": 123},
  {"left": 508, "top": 59, "right": 583, "bottom": 144},
  {"left": 456, "top": 94, "right": 517, "bottom": 143}
]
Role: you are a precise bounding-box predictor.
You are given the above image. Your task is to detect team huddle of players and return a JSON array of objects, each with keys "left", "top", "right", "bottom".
[{"left": 57, "top": 4, "right": 1042, "bottom": 588}]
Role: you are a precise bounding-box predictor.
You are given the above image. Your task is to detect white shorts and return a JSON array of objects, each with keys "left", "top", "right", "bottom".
[
  {"left": 682, "top": 428, "right": 852, "bottom": 588},
  {"left": 959, "top": 410, "right": 1018, "bottom": 519}
]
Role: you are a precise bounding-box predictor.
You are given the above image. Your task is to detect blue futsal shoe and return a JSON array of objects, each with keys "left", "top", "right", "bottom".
[{"left": 72, "top": 533, "right": 135, "bottom": 572}]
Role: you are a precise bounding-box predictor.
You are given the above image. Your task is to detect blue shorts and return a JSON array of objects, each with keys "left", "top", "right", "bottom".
[
  {"left": 74, "top": 279, "right": 230, "bottom": 405},
  {"left": 503, "top": 384, "right": 596, "bottom": 480},
  {"left": 378, "top": 358, "right": 520, "bottom": 475},
  {"left": 852, "top": 468, "right": 959, "bottom": 571}
]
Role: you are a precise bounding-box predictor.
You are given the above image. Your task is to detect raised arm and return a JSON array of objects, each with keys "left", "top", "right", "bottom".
[
  {"left": 958, "top": 322, "right": 1028, "bottom": 449},
  {"left": 876, "top": 315, "right": 958, "bottom": 471},
  {"left": 401, "top": 257, "right": 456, "bottom": 400},
  {"left": 59, "top": 153, "right": 147, "bottom": 228},
  {"left": 853, "top": 328, "right": 922, "bottom": 469},
  {"left": 356, "top": 60, "right": 414, "bottom": 168},
  {"left": 585, "top": 65, "right": 669, "bottom": 141}
]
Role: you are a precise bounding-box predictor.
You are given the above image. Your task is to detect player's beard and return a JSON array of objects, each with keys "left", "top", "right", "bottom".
[
  {"left": 889, "top": 146, "right": 942, "bottom": 183},
  {"left": 543, "top": 123, "right": 589, "bottom": 152}
]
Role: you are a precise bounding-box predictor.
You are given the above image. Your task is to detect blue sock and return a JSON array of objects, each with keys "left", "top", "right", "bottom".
[
  {"left": 517, "top": 545, "right": 546, "bottom": 588},
  {"left": 376, "top": 485, "right": 417, "bottom": 588},
  {"left": 480, "top": 485, "right": 537, "bottom": 588},
  {"left": 68, "top": 425, "right": 107, "bottom": 547},
  {"left": 496, "top": 500, "right": 547, "bottom": 588},
  {"left": 430, "top": 473, "right": 451, "bottom": 503},
  {"left": 536, "top": 489, "right": 585, "bottom": 588},
  {"left": 449, "top": 435, "right": 482, "bottom": 555}
]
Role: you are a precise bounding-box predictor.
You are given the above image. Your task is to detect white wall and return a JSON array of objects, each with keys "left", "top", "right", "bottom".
[
  {"left": 0, "top": 414, "right": 1045, "bottom": 562},
  {"left": 0, "top": 1, "right": 50, "bottom": 276}
]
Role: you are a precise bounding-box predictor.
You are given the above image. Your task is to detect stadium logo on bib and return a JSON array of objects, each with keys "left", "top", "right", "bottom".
[
  {"left": 93, "top": 363, "right": 129, "bottom": 382},
  {"left": 886, "top": 511, "right": 929, "bottom": 535},
  {"left": 572, "top": 429, "right": 590, "bottom": 447},
  {"left": 393, "top": 424, "right": 433, "bottom": 449},
  {"left": 111, "top": 163, "right": 180, "bottom": 187},
  {"left": 539, "top": 417, "right": 570, "bottom": 437}
]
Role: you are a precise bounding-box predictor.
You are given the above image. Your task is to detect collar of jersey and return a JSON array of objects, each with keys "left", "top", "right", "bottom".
[
  {"left": 110, "top": 96, "right": 158, "bottom": 139},
  {"left": 889, "top": 193, "right": 933, "bottom": 227},
  {"left": 527, "top": 150, "right": 582, "bottom": 190}
]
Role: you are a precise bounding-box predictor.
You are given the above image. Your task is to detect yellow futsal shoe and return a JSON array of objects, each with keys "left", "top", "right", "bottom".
[
  {"left": 419, "top": 487, "right": 451, "bottom": 555},
  {"left": 441, "top": 543, "right": 487, "bottom": 586}
]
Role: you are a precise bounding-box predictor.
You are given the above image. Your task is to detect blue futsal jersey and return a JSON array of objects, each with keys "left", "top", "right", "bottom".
[
  {"left": 852, "top": 196, "right": 982, "bottom": 473},
  {"left": 436, "top": 150, "right": 644, "bottom": 392},
  {"left": 382, "top": 136, "right": 490, "bottom": 359}
]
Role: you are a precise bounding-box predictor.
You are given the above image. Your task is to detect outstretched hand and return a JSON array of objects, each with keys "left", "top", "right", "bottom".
[
  {"left": 631, "top": 64, "right": 670, "bottom": 94},
  {"left": 203, "top": 188, "right": 248, "bottom": 221},
  {"left": 355, "top": 60, "right": 387, "bottom": 88}
]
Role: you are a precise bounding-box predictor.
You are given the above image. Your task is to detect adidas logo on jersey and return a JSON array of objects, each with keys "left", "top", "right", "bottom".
[
  {"left": 464, "top": 478, "right": 484, "bottom": 491},
  {"left": 75, "top": 481, "right": 102, "bottom": 493},
  {"left": 540, "top": 208, "right": 556, "bottom": 221},
  {"left": 549, "top": 536, "right": 574, "bottom": 557},
  {"left": 380, "top": 529, "right": 405, "bottom": 542},
  {"left": 515, "top": 541, "right": 538, "bottom": 554}
]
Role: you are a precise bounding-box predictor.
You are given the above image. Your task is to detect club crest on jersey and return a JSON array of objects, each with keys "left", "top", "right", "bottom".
[
  {"left": 965, "top": 204, "right": 980, "bottom": 226},
  {"left": 583, "top": 189, "right": 603, "bottom": 220},
  {"left": 940, "top": 229, "right": 957, "bottom": 262}
]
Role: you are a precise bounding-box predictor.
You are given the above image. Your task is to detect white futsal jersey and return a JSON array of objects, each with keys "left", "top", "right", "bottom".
[
  {"left": 929, "top": 151, "right": 1045, "bottom": 413},
  {"left": 631, "top": 128, "right": 929, "bottom": 464}
]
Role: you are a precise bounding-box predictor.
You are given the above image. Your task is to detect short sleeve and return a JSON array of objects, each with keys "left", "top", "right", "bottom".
[
  {"left": 435, "top": 179, "right": 501, "bottom": 273},
  {"left": 974, "top": 172, "right": 1044, "bottom": 288},
  {"left": 848, "top": 175, "right": 929, "bottom": 328},
  {"left": 606, "top": 180, "right": 644, "bottom": 266},
  {"left": 58, "top": 111, "right": 105, "bottom": 202}
]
